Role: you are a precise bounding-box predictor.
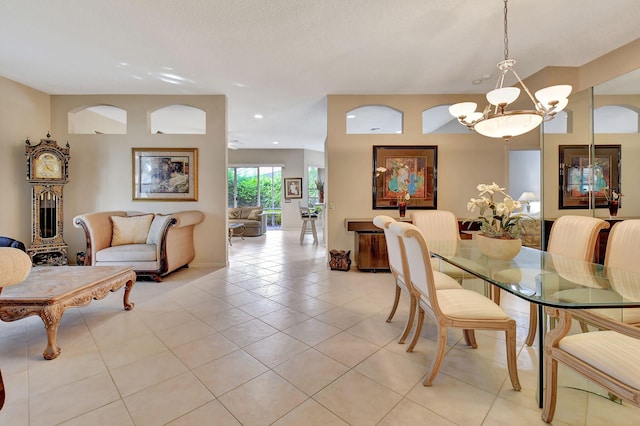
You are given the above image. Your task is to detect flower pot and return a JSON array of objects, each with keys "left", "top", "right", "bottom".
[
  {"left": 398, "top": 203, "right": 407, "bottom": 218},
  {"left": 476, "top": 234, "right": 522, "bottom": 260}
]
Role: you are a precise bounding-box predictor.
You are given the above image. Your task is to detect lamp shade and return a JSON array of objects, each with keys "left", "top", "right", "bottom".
[
  {"left": 518, "top": 191, "right": 537, "bottom": 202},
  {"left": 449, "top": 102, "right": 477, "bottom": 118},
  {"left": 535, "top": 85, "right": 572, "bottom": 107},
  {"left": 474, "top": 113, "right": 543, "bottom": 139},
  {"left": 486, "top": 87, "right": 520, "bottom": 106}
]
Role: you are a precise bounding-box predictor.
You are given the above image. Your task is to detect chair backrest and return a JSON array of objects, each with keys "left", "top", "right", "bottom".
[
  {"left": 604, "top": 220, "right": 640, "bottom": 298},
  {"left": 389, "top": 222, "right": 441, "bottom": 315},
  {"left": 298, "top": 202, "right": 317, "bottom": 219},
  {"left": 547, "top": 215, "right": 609, "bottom": 261},
  {"left": 373, "top": 215, "right": 403, "bottom": 279},
  {"left": 410, "top": 210, "right": 461, "bottom": 241}
]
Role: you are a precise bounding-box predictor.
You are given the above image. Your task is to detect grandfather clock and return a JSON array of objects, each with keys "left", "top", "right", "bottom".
[{"left": 25, "top": 133, "right": 70, "bottom": 265}]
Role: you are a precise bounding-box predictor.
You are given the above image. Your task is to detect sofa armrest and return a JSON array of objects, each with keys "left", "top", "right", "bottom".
[
  {"left": 260, "top": 212, "right": 267, "bottom": 234},
  {"left": 73, "top": 211, "right": 127, "bottom": 265},
  {"left": 169, "top": 210, "right": 205, "bottom": 228}
]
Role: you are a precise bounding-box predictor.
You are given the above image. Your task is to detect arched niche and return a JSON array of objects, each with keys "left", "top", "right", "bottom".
[
  {"left": 68, "top": 105, "right": 127, "bottom": 134},
  {"left": 422, "top": 105, "right": 469, "bottom": 134},
  {"left": 594, "top": 105, "right": 639, "bottom": 133},
  {"left": 543, "top": 109, "right": 572, "bottom": 134},
  {"left": 346, "top": 105, "right": 402, "bottom": 134},
  {"left": 150, "top": 104, "right": 206, "bottom": 134}
]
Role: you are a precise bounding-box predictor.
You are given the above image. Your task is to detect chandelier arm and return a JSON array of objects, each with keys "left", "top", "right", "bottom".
[{"left": 510, "top": 68, "right": 545, "bottom": 110}]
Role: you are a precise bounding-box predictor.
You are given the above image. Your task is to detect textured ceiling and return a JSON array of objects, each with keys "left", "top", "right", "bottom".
[{"left": 2, "top": 0, "right": 640, "bottom": 151}]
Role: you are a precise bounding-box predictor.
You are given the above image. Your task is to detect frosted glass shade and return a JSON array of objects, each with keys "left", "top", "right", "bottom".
[
  {"left": 474, "top": 113, "right": 543, "bottom": 139},
  {"left": 449, "top": 102, "right": 477, "bottom": 118},
  {"left": 535, "top": 85, "right": 572, "bottom": 106},
  {"left": 486, "top": 87, "right": 520, "bottom": 106}
]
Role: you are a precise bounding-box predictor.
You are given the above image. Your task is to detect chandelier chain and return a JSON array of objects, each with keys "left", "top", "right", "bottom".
[{"left": 503, "top": 0, "right": 509, "bottom": 61}]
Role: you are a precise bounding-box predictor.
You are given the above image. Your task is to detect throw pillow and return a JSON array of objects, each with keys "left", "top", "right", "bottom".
[
  {"left": 146, "top": 214, "right": 172, "bottom": 245},
  {"left": 228, "top": 208, "right": 241, "bottom": 219},
  {"left": 111, "top": 214, "right": 154, "bottom": 246},
  {"left": 247, "top": 209, "right": 262, "bottom": 220}
]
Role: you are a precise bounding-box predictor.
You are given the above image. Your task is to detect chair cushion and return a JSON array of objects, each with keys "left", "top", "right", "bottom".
[
  {"left": 110, "top": 214, "right": 154, "bottom": 246},
  {"left": 429, "top": 289, "right": 510, "bottom": 320},
  {"left": 433, "top": 270, "right": 463, "bottom": 289},
  {"left": 559, "top": 330, "right": 640, "bottom": 390},
  {"left": 247, "top": 209, "right": 262, "bottom": 220},
  {"left": 146, "top": 214, "right": 172, "bottom": 245},
  {"left": 96, "top": 244, "right": 157, "bottom": 262}
]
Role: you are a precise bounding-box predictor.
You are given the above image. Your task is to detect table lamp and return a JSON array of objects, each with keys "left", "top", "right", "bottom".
[{"left": 518, "top": 191, "right": 537, "bottom": 213}]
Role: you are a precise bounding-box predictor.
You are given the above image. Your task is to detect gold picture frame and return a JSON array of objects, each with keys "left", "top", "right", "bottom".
[{"left": 132, "top": 148, "right": 198, "bottom": 201}]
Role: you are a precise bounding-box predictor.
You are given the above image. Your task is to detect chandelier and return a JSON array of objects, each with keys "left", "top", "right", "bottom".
[{"left": 449, "top": 0, "right": 571, "bottom": 141}]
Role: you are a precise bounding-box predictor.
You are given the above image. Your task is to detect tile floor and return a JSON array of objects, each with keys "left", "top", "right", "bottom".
[{"left": 1, "top": 229, "right": 639, "bottom": 425}]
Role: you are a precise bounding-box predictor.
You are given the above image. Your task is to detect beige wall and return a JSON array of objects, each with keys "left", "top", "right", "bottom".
[
  {"left": 326, "top": 94, "right": 514, "bottom": 256},
  {"left": 49, "top": 94, "right": 228, "bottom": 268},
  {"left": 0, "top": 77, "right": 51, "bottom": 243}
]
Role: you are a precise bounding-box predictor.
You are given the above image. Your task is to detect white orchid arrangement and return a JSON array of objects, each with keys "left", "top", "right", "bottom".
[{"left": 467, "top": 182, "right": 527, "bottom": 239}]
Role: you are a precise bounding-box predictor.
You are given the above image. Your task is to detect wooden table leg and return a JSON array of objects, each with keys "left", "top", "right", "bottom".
[
  {"left": 123, "top": 279, "right": 135, "bottom": 310},
  {"left": 40, "top": 305, "right": 64, "bottom": 360}
]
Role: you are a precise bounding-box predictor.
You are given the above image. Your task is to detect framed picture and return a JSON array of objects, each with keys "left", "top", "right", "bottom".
[
  {"left": 372, "top": 145, "right": 438, "bottom": 209},
  {"left": 284, "top": 177, "right": 303, "bottom": 199},
  {"left": 132, "top": 148, "right": 198, "bottom": 201},
  {"left": 559, "top": 144, "right": 621, "bottom": 209}
]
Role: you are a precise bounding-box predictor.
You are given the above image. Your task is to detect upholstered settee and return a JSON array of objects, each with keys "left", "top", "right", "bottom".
[
  {"left": 73, "top": 210, "right": 204, "bottom": 281},
  {"left": 228, "top": 206, "right": 266, "bottom": 237}
]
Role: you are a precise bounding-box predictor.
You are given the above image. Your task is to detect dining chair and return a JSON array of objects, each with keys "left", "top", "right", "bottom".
[
  {"left": 298, "top": 202, "right": 318, "bottom": 245},
  {"left": 0, "top": 247, "right": 33, "bottom": 410},
  {"left": 410, "top": 210, "right": 466, "bottom": 283},
  {"left": 542, "top": 307, "right": 640, "bottom": 423},
  {"left": 522, "top": 215, "right": 609, "bottom": 345},
  {"left": 373, "top": 215, "right": 462, "bottom": 345},
  {"left": 389, "top": 222, "right": 521, "bottom": 390}
]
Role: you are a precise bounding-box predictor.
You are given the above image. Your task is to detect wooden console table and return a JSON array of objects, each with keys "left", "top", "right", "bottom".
[
  {"left": 345, "top": 218, "right": 479, "bottom": 272},
  {"left": 0, "top": 265, "right": 136, "bottom": 360}
]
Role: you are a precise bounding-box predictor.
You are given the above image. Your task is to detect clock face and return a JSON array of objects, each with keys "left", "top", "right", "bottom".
[{"left": 35, "top": 153, "right": 62, "bottom": 179}]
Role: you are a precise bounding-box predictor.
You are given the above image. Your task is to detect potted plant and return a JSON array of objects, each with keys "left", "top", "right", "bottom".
[{"left": 467, "top": 182, "right": 528, "bottom": 259}]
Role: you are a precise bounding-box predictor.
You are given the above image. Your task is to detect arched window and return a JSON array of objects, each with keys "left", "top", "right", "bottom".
[
  {"left": 422, "top": 105, "right": 469, "bottom": 134},
  {"left": 150, "top": 105, "right": 206, "bottom": 134},
  {"left": 346, "top": 105, "right": 402, "bottom": 134},
  {"left": 68, "top": 105, "right": 127, "bottom": 134},
  {"left": 594, "top": 105, "right": 639, "bottom": 133}
]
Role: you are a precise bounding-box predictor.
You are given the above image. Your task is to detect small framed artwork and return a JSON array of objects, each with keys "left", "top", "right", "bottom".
[
  {"left": 372, "top": 145, "right": 438, "bottom": 209},
  {"left": 559, "top": 144, "right": 621, "bottom": 209},
  {"left": 132, "top": 148, "right": 198, "bottom": 201},
  {"left": 284, "top": 177, "right": 303, "bottom": 199}
]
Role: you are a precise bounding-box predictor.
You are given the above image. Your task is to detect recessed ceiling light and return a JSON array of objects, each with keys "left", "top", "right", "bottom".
[
  {"left": 395, "top": 130, "right": 402, "bottom": 134},
  {"left": 254, "top": 114, "right": 263, "bottom": 119},
  {"left": 347, "top": 114, "right": 356, "bottom": 119},
  {"left": 273, "top": 141, "right": 279, "bottom": 145},
  {"left": 234, "top": 82, "right": 247, "bottom": 87}
]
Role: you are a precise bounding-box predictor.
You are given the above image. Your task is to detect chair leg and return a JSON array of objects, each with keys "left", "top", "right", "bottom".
[
  {"left": 492, "top": 286, "right": 501, "bottom": 305},
  {"left": 386, "top": 284, "right": 401, "bottom": 323},
  {"left": 0, "top": 369, "right": 4, "bottom": 410},
  {"left": 423, "top": 324, "right": 448, "bottom": 386},
  {"left": 407, "top": 307, "right": 425, "bottom": 352},
  {"left": 398, "top": 293, "right": 416, "bottom": 344},
  {"left": 311, "top": 220, "right": 318, "bottom": 245},
  {"left": 505, "top": 324, "right": 522, "bottom": 391},
  {"left": 299, "top": 220, "right": 306, "bottom": 245},
  {"left": 463, "top": 329, "right": 477, "bottom": 348},
  {"left": 542, "top": 355, "right": 559, "bottom": 423},
  {"left": 525, "top": 302, "right": 537, "bottom": 346}
]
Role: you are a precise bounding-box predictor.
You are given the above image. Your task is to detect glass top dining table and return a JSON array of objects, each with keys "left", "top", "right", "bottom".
[
  {"left": 427, "top": 238, "right": 640, "bottom": 408},
  {"left": 427, "top": 239, "right": 640, "bottom": 311}
]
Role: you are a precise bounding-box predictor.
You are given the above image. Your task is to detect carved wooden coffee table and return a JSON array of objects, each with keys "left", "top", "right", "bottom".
[{"left": 0, "top": 265, "right": 136, "bottom": 360}]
